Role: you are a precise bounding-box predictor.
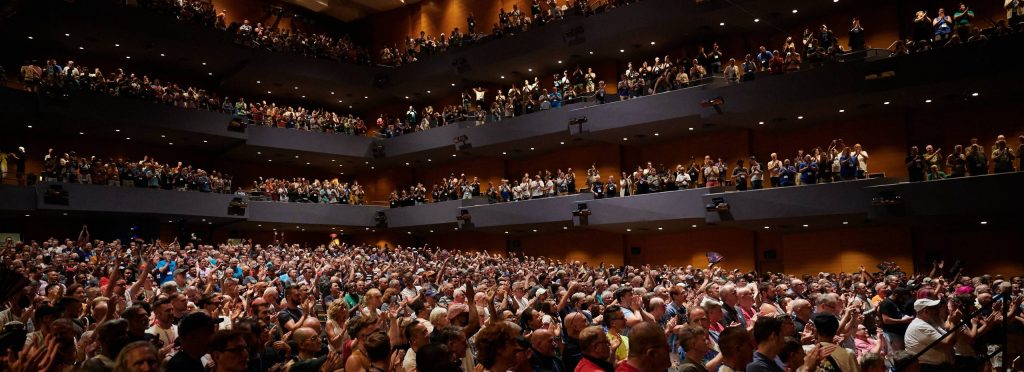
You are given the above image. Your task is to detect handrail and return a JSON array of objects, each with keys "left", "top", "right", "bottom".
[{"left": 894, "top": 288, "right": 1013, "bottom": 371}]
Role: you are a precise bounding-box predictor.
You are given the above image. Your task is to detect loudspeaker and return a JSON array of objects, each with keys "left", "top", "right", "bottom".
[
  {"left": 43, "top": 184, "right": 69, "bottom": 205},
  {"left": 451, "top": 57, "right": 471, "bottom": 74},
  {"left": 227, "top": 117, "right": 246, "bottom": 132},
  {"left": 373, "top": 72, "right": 391, "bottom": 88},
  {"left": 562, "top": 25, "right": 585, "bottom": 46},
  {"left": 228, "top": 197, "right": 247, "bottom": 216}
]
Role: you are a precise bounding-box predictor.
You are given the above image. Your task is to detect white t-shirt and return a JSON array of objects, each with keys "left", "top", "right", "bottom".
[
  {"left": 855, "top": 150, "right": 868, "bottom": 172},
  {"left": 402, "top": 347, "right": 417, "bottom": 371},
  {"left": 905, "top": 318, "right": 953, "bottom": 366},
  {"left": 146, "top": 324, "right": 178, "bottom": 347}
]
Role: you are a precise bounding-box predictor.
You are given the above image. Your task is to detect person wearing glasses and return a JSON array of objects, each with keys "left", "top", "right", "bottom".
[
  {"left": 529, "top": 329, "right": 563, "bottom": 372},
  {"left": 603, "top": 305, "right": 630, "bottom": 363},
  {"left": 576, "top": 326, "right": 617, "bottom": 372},
  {"left": 208, "top": 330, "right": 251, "bottom": 372}
]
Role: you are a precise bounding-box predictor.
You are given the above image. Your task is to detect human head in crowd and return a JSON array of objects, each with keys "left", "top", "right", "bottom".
[
  {"left": 474, "top": 322, "right": 521, "bottom": 371},
  {"left": 208, "top": 330, "right": 249, "bottom": 372},
  {"left": 1, "top": 234, "right": 1022, "bottom": 372},
  {"left": 676, "top": 325, "right": 710, "bottom": 365},
  {"left": 112, "top": 341, "right": 159, "bottom": 372},
  {"left": 717, "top": 326, "right": 753, "bottom": 370},
  {"left": 623, "top": 322, "right": 671, "bottom": 371}
]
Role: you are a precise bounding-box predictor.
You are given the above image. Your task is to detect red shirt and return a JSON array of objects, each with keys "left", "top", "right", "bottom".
[
  {"left": 614, "top": 362, "right": 643, "bottom": 372},
  {"left": 575, "top": 357, "right": 609, "bottom": 372}
]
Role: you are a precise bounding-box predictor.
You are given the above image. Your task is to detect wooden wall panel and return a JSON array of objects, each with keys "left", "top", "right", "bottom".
[
  {"left": 628, "top": 229, "right": 757, "bottom": 271},
  {"left": 518, "top": 230, "right": 624, "bottom": 266},
  {"left": 781, "top": 226, "right": 914, "bottom": 275}
]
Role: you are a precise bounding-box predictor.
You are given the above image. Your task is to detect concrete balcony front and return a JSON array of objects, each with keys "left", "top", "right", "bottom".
[
  {"left": 383, "top": 198, "right": 489, "bottom": 229},
  {"left": 247, "top": 201, "right": 384, "bottom": 227},
  {"left": 575, "top": 187, "right": 718, "bottom": 232},
  {"left": 461, "top": 193, "right": 594, "bottom": 229},
  {"left": 702, "top": 178, "right": 898, "bottom": 225},
  {"left": 32, "top": 182, "right": 247, "bottom": 220},
  {"left": 864, "top": 172, "right": 1024, "bottom": 224}
]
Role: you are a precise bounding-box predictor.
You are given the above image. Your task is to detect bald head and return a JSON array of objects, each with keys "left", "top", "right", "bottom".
[
  {"left": 564, "top": 312, "right": 588, "bottom": 338},
  {"left": 294, "top": 327, "right": 319, "bottom": 353},
  {"left": 529, "top": 329, "right": 556, "bottom": 357}
]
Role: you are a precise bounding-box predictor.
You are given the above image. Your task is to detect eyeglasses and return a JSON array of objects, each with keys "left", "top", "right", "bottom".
[{"left": 219, "top": 346, "right": 248, "bottom": 354}]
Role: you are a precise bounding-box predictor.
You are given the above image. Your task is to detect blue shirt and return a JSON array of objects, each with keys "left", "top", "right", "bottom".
[
  {"left": 799, "top": 161, "right": 817, "bottom": 184},
  {"left": 746, "top": 351, "right": 785, "bottom": 372},
  {"left": 155, "top": 260, "right": 176, "bottom": 284},
  {"left": 780, "top": 166, "right": 797, "bottom": 186},
  {"left": 840, "top": 154, "right": 858, "bottom": 178}
]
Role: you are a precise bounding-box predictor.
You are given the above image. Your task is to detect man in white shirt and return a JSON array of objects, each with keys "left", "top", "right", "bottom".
[
  {"left": 803, "top": 313, "right": 859, "bottom": 372},
  {"left": 767, "top": 153, "right": 783, "bottom": 187},
  {"left": 905, "top": 298, "right": 957, "bottom": 370},
  {"left": 853, "top": 143, "right": 869, "bottom": 179},
  {"left": 146, "top": 298, "right": 178, "bottom": 352},
  {"left": 402, "top": 320, "right": 430, "bottom": 371}
]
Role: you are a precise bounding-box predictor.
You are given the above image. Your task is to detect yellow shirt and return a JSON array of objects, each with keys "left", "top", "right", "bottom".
[{"left": 609, "top": 332, "right": 629, "bottom": 362}]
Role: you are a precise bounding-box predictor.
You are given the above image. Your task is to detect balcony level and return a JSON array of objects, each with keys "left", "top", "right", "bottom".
[
  {"left": 8, "top": 34, "right": 1024, "bottom": 176},
  {"left": 0, "top": 0, "right": 884, "bottom": 112},
  {"left": 3, "top": 173, "right": 1019, "bottom": 235}
]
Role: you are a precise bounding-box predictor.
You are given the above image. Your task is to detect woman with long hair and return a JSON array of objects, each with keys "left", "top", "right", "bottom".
[{"left": 326, "top": 299, "right": 349, "bottom": 352}]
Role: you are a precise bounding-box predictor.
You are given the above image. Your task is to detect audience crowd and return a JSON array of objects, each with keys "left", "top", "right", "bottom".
[
  {"left": 380, "top": 0, "right": 639, "bottom": 66},
  {"left": 17, "top": 4, "right": 1023, "bottom": 143},
  {"left": 35, "top": 148, "right": 232, "bottom": 193},
  {"left": 129, "top": 0, "right": 372, "bottom": 65},
  {"left": 18, "top": 58, "right": 371, "bottom": 136},
  {"left": 127, "top": 0, "right": 645, "bottom": 67},
  {"left": 0, "top": 235, "right": 1021, "bottom": 372},
  {"left": 248, "top": 178, "right": 367, "bottom": 205},
  {"left": 383, "top": 133, "right": 1024, "bottom": 208},
  {"left": 906, "top": 135, "right": 1024, "bottom": 182}
]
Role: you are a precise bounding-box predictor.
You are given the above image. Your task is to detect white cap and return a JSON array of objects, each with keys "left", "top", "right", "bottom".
[{"left": 913, "top": 298, "right": 941, "bottom": 312}]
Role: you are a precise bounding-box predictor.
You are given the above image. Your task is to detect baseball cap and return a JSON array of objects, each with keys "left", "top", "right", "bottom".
[
  {"left": 177, "top": 312, "right": 224, "bottom": 337},
  {"left": 913, "top": 298, "right": 941, "bottom": 312}
]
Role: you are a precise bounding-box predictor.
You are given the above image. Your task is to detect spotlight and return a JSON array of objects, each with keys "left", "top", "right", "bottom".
[
  {"left": 705, "top": 197, "right": 729, "bottom": 212},
  {"left": 701, "top": 96, "right": 725, "bottom": 114}
]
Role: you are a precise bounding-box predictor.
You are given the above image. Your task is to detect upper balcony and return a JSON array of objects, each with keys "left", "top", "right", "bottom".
[
  {"left": 8, "top": 33, "right": 1024, "bottom": 175},
  {"left": 1, "top": 0, "right": 890, "bottom": 115}
]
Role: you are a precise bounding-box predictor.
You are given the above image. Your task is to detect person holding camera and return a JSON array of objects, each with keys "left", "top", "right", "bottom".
[
  {"left": 906, "top": 146, "right": 927, "bottom": 182},
  {"left": 965, "top": 138, "right": 988, "bottom": 175},
  {"left": 991, "top": 135, "right": 1017, "bottom": 173}
]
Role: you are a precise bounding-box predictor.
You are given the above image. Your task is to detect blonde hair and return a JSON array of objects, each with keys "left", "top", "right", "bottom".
[{"left": 327, "top": 299, "right": 348, "bottom": 321}]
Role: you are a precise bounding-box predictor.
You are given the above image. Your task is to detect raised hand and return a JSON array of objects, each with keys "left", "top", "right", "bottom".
[
  {"left": 389, "top": 349, "right": 406, "bottom": 372},
  {"left": 609, "top": 334, "right": 622, "bottom": 354},
  {"left": 319, "top": 351, "right": 343, "bottom": 372}
]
